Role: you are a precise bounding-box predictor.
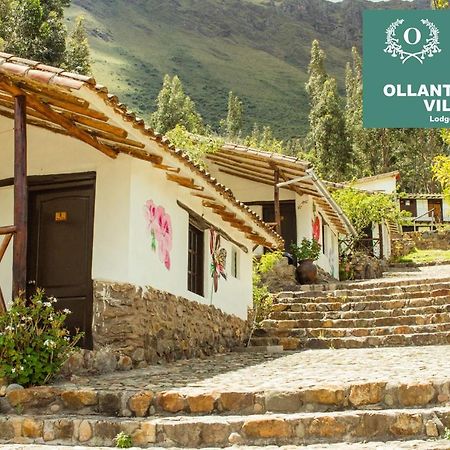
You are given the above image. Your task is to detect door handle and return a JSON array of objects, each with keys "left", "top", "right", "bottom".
[{"left": 27, "top": 280, "right": 36, "bottom": 286}]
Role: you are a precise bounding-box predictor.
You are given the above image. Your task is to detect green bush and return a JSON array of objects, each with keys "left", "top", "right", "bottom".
[
  {"left": 114, "top": 432, "right": 133, "bottom": 448},
  {"left": 251, "top": 252, "right": 282, "bottom": 326},
  {"left": 0, "top": 290, "right": 83, "bottom": 387},
  {"left": 291, "top": 239, "right": 321, "bottom": 262}
]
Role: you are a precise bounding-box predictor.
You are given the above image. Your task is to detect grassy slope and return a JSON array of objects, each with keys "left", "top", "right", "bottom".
[
  {"left": 66, "top": 0, "right": 421, "bottom": 138},
  {"left": 398, "top": 249, "right": 450, "bottom": 264}
]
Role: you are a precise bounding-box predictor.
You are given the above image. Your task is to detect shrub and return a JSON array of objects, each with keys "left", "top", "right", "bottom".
[
  {"left": 251, "top": 252, "right": 282, "bottom": 326},
  {"left": 0, "top": 290, "right": 83, "bottom": 387},
  {"left": 114, "top": 432, "right": 133, "bottom": 448},
  {"left": 291, "top": 239, "right": 321, "bottom": 262}
]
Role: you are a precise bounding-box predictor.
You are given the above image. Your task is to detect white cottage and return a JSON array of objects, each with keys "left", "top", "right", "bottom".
[
  {"left": 399, "top": 193, "right": 450, "bottom": 231},
  {"left": 326, "top": 171, "right": 401, "bottom": 260},
  {"left": 205, "top": 144, "right": 356, "bottom": 279},
  {"left": 0, "top": 54, "right": 282, "bottom": 363}
]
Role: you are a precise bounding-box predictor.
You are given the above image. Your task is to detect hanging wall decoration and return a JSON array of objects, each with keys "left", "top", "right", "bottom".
[
  {"left": 144, "top": 200, "right": 173, "bottom": 270},
  {"left": 210, "top": 229, "right": 227, "bottom": 297},
  {"left": 312, "top": 215, "right": 321, "bottom": 242}
]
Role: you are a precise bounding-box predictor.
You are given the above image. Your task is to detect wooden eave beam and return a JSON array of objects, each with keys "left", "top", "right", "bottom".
[
  {"left": 221, "top": 149, "right": 309, "bottom": 174},
  {"left": 0, "top": 78, "right": 118, "bottom": 159},
  {"left": 166, "top": 173, "right": 204, "bottom": 191}
]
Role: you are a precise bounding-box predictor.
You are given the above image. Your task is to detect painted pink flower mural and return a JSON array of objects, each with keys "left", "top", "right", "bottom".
[
  {"left": 210, "top": 229, "right": 227, "bottom": 294},
  {"left": 144, "top": 200, "right": 173, "bottom": 270}
]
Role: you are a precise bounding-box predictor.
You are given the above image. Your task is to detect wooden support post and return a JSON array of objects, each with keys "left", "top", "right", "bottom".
[
  {"left": 12, "top": 95, "right": 27, "bottom": 299},
  {"left": 274, "top": 168, "right": 281, "bottom": 236},
  {"left": 378, "top": 223, "right": 384, "bottom": 260}
]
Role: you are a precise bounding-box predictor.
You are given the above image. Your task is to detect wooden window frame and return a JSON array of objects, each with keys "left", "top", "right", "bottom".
[{"left": 188, "top": 222, "right": 204, "bottom": 297}]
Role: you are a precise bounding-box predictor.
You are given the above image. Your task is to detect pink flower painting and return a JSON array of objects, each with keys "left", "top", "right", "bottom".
[{"left": 144, "top": 200, "right": 173, "bottom": 270}]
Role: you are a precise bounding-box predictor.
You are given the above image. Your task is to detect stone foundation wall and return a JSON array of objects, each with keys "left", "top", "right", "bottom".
[
  {"left": 405, "top": 231, "right": 450, "bottom": 251},
  {"left": 91, "top": 281, "right": 250, "bottom": 367}
]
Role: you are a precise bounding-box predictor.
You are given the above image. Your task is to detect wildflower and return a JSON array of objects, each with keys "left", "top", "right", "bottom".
[
  {"left": 63, "top": 308, "right": 71, "bottom": 315},
  {"left": 43, "top": 339, "right": 56, "bottom": 349}
]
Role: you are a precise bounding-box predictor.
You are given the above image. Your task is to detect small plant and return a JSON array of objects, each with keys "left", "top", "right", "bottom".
[
  {"left": 444, "top": 427, "right": 450, "bottom": 440},
  {"left": 114, "top": 432, "right": 133, "bottom": 448},
  {"left": 291, "top": 239, "right": 321, "bottom": 262},
  {"left": 256, "top": 251, "right": 283, "bottom": 275},
  {"left": 0, "top": 290, "right": 83, "bottom": 387}
]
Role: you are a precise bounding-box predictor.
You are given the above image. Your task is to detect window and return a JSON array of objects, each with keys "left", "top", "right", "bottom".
[
  {"left": 231, "top": 247, "right": 239, "bottom": 278},
  {"left": 188, "top": 223, "right": 204, "bottom": 296}
]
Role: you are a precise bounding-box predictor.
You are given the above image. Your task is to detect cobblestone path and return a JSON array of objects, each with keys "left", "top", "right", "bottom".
[{"left": 55, "top": 344, "right": 450, "bottom": 394}]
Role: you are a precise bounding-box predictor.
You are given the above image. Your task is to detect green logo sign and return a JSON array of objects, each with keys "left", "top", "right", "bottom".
[{"left": 363, "top": 10, "right": 450, "bottom": 128}]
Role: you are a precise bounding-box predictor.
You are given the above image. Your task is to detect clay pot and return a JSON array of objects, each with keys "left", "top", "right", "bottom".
[{"left": 295, "top": 259, "right": 318, "bottom": 285}]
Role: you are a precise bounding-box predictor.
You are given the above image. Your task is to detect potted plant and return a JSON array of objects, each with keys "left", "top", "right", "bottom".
[{"left": 290, "top": 238, "right": 321, "bottom": 284}]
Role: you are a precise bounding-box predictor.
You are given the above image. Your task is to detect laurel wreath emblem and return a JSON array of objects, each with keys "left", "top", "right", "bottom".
[{"left": 384, "top": 19, "right": 441, "bottom": 64}]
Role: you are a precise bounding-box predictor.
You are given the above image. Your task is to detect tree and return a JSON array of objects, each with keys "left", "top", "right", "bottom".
[
  {"left": 221, "top": 91, "right": 243, "bottom": 139},
  {"left": 432, "top": 155, "right": 450, "bottom": 200},
  {"left": 64, "top": 16, "right": 91, "bottom": 75},
  {"left": 166, "top": 124, "right": 223, "bottom": 167},
  {"left": 332, "top": 187, "right": 407, "bottom": 238},
  {"left": 2, "top": 0, "right": 69, "bottom": 66},
  {"left": 150, "top": 74, "right": 203, "bottom": 135},
  {"left": 244, "top": 124, "right": 284, "bottom": 153},
  {"left": 305, "top": 40, "right": 351, "bottom": 181}
]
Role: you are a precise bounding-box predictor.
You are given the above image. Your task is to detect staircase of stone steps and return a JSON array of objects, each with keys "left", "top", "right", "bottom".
[
  {"left": 251, "top": 276, "right": 450, "bottom": 351},
  {"left": 2, "top": 270, "right": 450, "bottom": 449},
  {"left": 2, "top": 369, "right": 450, "bottom": 447}
]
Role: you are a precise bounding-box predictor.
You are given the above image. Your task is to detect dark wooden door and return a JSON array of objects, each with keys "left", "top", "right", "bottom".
[
  {"left": 27, "top": 176, "right": 95, "bottom": 348},
  {"left": 263, "top": 201, "right": 297, "bottom": 252},
  {"left": 428, "top": 199, "right": 443, "bottom": 222}
]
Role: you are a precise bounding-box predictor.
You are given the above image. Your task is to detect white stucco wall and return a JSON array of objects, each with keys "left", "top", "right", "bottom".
[
  {"left": 295, "top": 193, "right": 339, "bottom": 278},
  {"left": 0, "top": 119, "right": 253, "bottom": 318},
  {"left": 353, "top": 175, "right": 398, "bottom": 194}
]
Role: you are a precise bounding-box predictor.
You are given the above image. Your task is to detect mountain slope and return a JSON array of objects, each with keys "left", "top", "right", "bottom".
[{"left": 67, "top": 0, "right": 428, "bottom": 138}]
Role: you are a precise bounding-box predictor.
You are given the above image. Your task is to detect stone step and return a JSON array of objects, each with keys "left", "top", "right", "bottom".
[
  {"left": 259, "top": 321, "right": 450, "bottom": 340},
  {"left": 4, "top": 376, "right": 450, "bottom": 420},
  {"left": 276, "top": 287, "right": 450, "bottom": 304},
  {"left": 3, "top": 439, "right": 450, "bottom": 450},
  {"left": 251, "top": 331, "right": 450, "bottom": 350},
  {"left": 273, "top": 295, "right": 450, "bottom": 314},
  {"left": 263, "top": 312, "right": 450, "bottom": 330},
  {"left": 282, "top": 276, "right": 450, "bottom": 296},
  {"left": 1, "top": 406, "right": 449, "bottom": 447},
  {"left": 271, "top": 304, "right": 450, "bottom": 321}
]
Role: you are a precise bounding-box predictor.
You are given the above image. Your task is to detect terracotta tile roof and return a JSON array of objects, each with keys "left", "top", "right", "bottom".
[{"left": 0, "top": 53, "right": 283, "bottom": 249}]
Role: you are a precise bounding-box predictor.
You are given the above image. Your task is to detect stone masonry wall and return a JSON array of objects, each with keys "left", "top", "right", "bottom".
[
  {"left": 92, "top": 280, "right": 250, "bottom": 367},
  {"left": 405, "top": 231, "right": 450, "bottom": 251}
]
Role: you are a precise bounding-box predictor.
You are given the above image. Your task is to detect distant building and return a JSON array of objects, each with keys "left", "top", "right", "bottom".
[{"left": 399, "top": 194, "right": 450, "bottom": 232}]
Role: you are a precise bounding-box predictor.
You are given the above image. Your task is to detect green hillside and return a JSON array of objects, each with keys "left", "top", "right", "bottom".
[{"left": 67, "top": 0, "right": 426, "bottom": 138}]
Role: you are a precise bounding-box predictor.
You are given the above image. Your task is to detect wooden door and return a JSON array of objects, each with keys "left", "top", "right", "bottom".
[
  {"left": 428, "top": 199, "right": 443, "bottom": 223},
  {"left": 263, "top": 201, "right": 297, "bottom": 252},
  {"left": 27, "top": 175, "right": 95, "bottom": 348}
]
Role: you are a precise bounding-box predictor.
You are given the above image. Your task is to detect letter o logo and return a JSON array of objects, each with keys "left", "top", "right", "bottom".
[
  {"left": 383, "top": 84, "right": 396, "bottom": 97},
  {"left": 404, "top": 27, "right": 421, "bottom": 46}
]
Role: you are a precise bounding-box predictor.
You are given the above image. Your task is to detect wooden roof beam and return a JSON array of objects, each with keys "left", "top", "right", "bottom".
[
  {"left": 0, "top": 77, "right": 118, "bottom": 159},
  {"left": 167, "top": 173, "right": 204, "bottom": 191}
]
